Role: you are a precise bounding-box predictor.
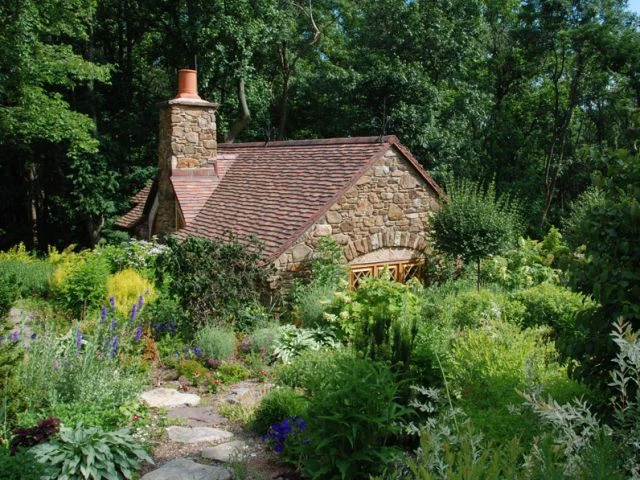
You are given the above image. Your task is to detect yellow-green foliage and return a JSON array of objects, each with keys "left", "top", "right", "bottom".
[
  {"left": 106, "top": 269, "right": 156, "bottom": 316},
  {"left": 50, "top": 254, "right": 111, "bottom": 317},
  {"left": 0, "top": 243, "right": 33, "bottom": 262},
  {"left": 47, "top": 244, "right": 81, "bottom": 266},
  {"left": 48, "top": 247, "right": 88, "bottom": 294}
]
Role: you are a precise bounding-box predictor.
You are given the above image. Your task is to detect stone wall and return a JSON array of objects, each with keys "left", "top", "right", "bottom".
[
  {"left": 273, "top": 147, "right": 439, "bottom": 281},
  {"left": 154, "top": 98, "right": 217, "bottom": 237}
]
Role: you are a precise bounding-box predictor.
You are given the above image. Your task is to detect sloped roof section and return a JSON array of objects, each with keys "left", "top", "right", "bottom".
[
  {"left": 114, "top": 183, "right": 152, "bottom": 229},
  {"left": 172, "top": 176, "right": 220, "bottom": 224},
  {"left": 178, "top": 136, "right": 441, "bottom": 261}
]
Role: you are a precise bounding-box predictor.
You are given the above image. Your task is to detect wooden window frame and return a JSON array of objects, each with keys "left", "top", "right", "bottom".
[{"left": 349, "top": 260, "right": 423, "bottom": 289}]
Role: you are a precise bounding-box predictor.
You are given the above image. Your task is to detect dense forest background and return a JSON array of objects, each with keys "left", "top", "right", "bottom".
[{"left": 0, "top": 0, "right": 638, "bottom": 250}]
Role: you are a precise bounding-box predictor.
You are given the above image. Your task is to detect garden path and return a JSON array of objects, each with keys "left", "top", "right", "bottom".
[{"left": 139, "top": 379, "right": 291, "bottom": 480}]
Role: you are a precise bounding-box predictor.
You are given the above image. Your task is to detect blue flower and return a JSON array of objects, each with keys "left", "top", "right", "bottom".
[
  {"left": 111, "top": 318, "right": 117, "bottom": 331},
  {"left": 31, "top": 333, "right": 37, "bottom": 340},
  {"left": 101, "top": 305, "right": 107, "bottom": 321},
  {"left": 134, "top": 326, "right": 143, "bottom": 342},
  {"left": 138, "top": 295, "right": 144, "bottom": 310},
  {"left": 109, "top": 296, "right": 116, "bottom": 310},
  {"left": 192, "top": 347, "right": 202, "bottom": 357},
  {"left": 9, "top": 330, "right": 19, "bottom": 342},
  {"left": 76, "top": 328, "right": 83, "bottom": 350},
  {"left": 262, "top": 416, "right": 307, "bottom": 455},
  {"left": 110, "top": 336, "right": 119, "bottom": 357}
]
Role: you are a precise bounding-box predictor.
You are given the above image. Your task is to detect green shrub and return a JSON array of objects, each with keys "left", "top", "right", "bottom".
[
  {"left": 195, "top": 324, "right": 236, "bottom": 360},
  {"left": 176, "top": 359, "right": 210, "bottom": 386},
  {"left": 217, "top": 362, "right": 251, "bottom": 383},
  {"left": 97, "top": 239, "right": 169, "bottom": 274},
  {"left": 50, "top": 253, "right": 111, "bottom": 317},
  {"left": 32, "top": 423, "right": 153, "bottom": 480},
  {"left": 482, "top": 227, "right": 571, "bottom": 290},
  {"left": 0, "top": 272, "right": 18, "bottom": 320},
  {"left": 249, "top": 323, "right": 281, "bottom": 354},
  {"left": 0, "top": 446, "right": 47, "bottom": 480},
  {"left": 288, "top": 237, "right": 347, "bottom": 328},
  {"left": 233, "top": 304, "right": 272, "bottom": 333},
  {"left": 449, "top": 288, "right": 525, "bottom": 328},
  {"left": 0, "top": 329, "right": 25, "bottom": 438},
  {"left": 251, "top": 387, "right": 308, "bottom": 435},
  {"left": 156, "top": 235, "right": 273, "bottom": 327},
  {"left": 300, "top": 355, "right": 407, "bottom": 480},
  {"left": 18, "top": 401, "right": 141, "bottom": 431},
  {"left": 143, "top": 294, "right": 190, "bottom": 340},
  {"left": 411, "top": 314, "right": 454, "bottom": 388},
  {"left": 0, "top": 259, "right": 55, "bottom": 298},
  {"left": 325, "top": 274, "right": 422, "bottom": 369},
  {"left": 512, "top": 283, "right": 597, "bottom": 357},
  {"left": 274, "top": 348, "right": 354, "bottom": 391},
  {"left": 294, "top": 282, "right": 338, "bottom": 328},
  {"left": 445, "top": 319, "right": 587, "bottom": 443}
]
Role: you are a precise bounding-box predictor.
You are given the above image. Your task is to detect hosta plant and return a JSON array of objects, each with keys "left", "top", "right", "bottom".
[{"left": 32, "top": 423, "right": 153, "bottom": 480}]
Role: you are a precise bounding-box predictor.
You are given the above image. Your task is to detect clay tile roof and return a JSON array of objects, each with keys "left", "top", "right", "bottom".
[
  {"left": 178, "top": 136, "right": 441, "bottom": 261},
  {"left": 172, "top": 176, "right": 220, "bottom": 224},
  {"left": 114, "top": 183, "right": 152, "bottom": 229}
]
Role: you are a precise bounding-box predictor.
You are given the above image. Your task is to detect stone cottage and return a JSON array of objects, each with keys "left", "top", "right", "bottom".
[{"left": 116, "top": 70, "right": 443, "bottom": 287}]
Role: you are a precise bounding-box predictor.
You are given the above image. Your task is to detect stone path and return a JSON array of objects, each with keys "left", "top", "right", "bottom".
[{"left": 139, "top": 381, "right": 276, "bottom": 480}]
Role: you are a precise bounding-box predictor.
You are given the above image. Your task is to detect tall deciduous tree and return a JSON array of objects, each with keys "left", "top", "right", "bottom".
[
  {"left": 0, "top": 0, "right": 111, "bottom": 248},
  {"left": 565, "top": 148, "right": 640, "bottom": 391}
]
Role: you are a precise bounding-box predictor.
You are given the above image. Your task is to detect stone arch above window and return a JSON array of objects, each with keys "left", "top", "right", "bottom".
[{"left": 343, "top": 230, "right": 427, "bottom": 262}]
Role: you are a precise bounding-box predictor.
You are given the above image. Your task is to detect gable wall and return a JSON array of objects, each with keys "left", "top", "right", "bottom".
[{"left": 273, "top": 147, "right": 439, "bottom": 283}]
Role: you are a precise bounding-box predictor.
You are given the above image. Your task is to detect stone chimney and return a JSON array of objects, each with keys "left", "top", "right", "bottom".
[{"left": 154, "top": 69, "right": 218, "bottom": 237}]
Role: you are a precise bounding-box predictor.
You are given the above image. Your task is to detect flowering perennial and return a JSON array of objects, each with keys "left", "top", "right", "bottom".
[{"left": 262, "top": 416, "right": 307, "bottom": 454}]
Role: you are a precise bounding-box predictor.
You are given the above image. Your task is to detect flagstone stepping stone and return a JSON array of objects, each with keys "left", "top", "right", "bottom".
[
  {"left": 201, "top": 440, "right": 248, "bottom": 463},
  {"left": 167, "top": 407, "right": 229, "bottom": 427},
  {"left": 140, "top": 388, "right": 201, "bottom": 408},
  {"left": 167, "top": 426, "right": 233, "bottom": 444},
  {"left": 141, "top": 457, "right": 231, "bottom": 480},
  {"left": 219, "top": 381, "right": 274, "bottom": 408}
]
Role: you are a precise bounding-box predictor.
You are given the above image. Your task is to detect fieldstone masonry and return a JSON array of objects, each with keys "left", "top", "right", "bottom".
[
  {"left": 154, "top": 98, "right": 218, "bottom": 237},
  {"left": 274, "top": 148, "right": 439, "bottom": 279}
]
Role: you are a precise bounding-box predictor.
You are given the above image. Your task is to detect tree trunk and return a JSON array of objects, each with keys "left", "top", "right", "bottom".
[{"left": 224, "top": 78, "right": 251, "bottom": 143}]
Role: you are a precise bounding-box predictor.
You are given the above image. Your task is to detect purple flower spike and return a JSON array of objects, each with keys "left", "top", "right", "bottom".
[
  {"left": 101, "top": 306, "right": 107, "bottom": 321},
  {"left": 9, "top": 330, "right": 19, "bottom": 342},
  {"left": 138, "top": 295, "right": 144, "bottom": 310},
  {"left": 134, "top": 326, "right": 143, "bottom": 342},
  {"left": 109, "top": 296, "right": 116, "bottom": 310},
  {"left": 130, "top": 304, "right": 137, "bottom": 325},
  {"left": 111, "top": 318, "right": 117, "bottom": 331},
  {"left": 110, "top": 336, "right": 119, "bottom": 357},
  {"left": 76, "top": 328, "right": 83, "bottom": 350}
]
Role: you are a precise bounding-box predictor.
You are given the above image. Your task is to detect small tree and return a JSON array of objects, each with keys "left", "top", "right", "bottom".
[{"left": 432, "top": 179, "right": 522, "bottom": 289}]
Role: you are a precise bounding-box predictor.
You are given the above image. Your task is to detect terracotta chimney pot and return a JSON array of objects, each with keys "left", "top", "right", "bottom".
[{"left": 176, "top": 69, "right": 201, "bottom": 99}]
